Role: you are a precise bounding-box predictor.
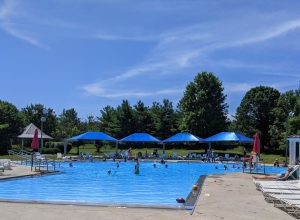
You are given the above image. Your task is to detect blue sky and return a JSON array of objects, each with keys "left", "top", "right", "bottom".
[{"left": 1, "top": 0, "right": 300, "bottom": 119}]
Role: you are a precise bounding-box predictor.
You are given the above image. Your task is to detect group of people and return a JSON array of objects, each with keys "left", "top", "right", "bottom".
[{"left": 274, "top": 159, "right": 287, "bottom": 167}]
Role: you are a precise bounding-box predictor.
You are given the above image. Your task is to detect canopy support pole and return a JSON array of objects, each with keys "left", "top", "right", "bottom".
[
  {"left": 64, "top": 140, "right": 67, "bottom": 156},
  {"left": 115, "top": 142, "right": 118, "bottom": 154},
  {"left": 163, "top": 143, "right": 165, "bottom": 154},
  {"left": 208, "top": 142, "right": 212, "bottom": 151}
]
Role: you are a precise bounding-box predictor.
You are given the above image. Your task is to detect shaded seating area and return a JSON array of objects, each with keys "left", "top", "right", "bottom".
[
  {"left": 65, "top": 131, "right": 118, "bottom": 160},
  {"left": 18, "top": 123, "right": 53, "bottom": 150},
  {"left": 163, "top": 132, "right": 205, "bottom": 159},
  {"left": 204, "top": 132, "right": 253, "bottom": 163},
  {"left": 119, "top": 133, "right": 161, "bottom": 159}
]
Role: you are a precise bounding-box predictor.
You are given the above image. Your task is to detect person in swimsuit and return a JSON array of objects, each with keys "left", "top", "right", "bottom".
[
  {"left": 253, "top": 167, "right": 294, "bottom": 181},
  {"left": 134, "top": 158, "right": 140, "bottom": 174}
]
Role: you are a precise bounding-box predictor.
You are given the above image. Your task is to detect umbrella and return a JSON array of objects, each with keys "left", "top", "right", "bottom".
[
  {"left": 120, "top": 133, "right": 161, "bottom": 142},
  {"left": 68, "top": 131, "right": 117, "bottom": 142},
  {"left": 120, "top": 133, "right": 161, "bottom": 157},
  {"left": 252, "top": 132, "right": 260, "bottom": 154},
  {"left": 205, "top": 132, "right": 253, "bottom": 143},
  {"left": 31, "top": 128, "right": 39, "bottom": 150},
  {"left": 163, "top": 132, "right": 206, "bottom": 143}
]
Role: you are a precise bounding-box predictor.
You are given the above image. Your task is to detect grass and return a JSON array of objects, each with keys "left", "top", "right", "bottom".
[{"left": 2, "top": 144, "right": 285, "bottom": 164}]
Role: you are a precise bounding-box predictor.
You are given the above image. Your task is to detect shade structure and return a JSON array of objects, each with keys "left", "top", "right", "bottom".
[
  {"left": 18, "top": 123, "right": 53, "bottom": 139},
  {"left": 31, "top": 128, "right": 39, "bottom": 150},
  {"left": 252, "top": 132, "right": 260, "bottom": 154},
  {"left": 120, "top": 133, "right": 161, "bottom": 142},
  {"left": 68, "top": 132, "right": 117, "bottom": 142},
  {"left": 205, "top": 132, "right": 253, "bottom": 143},
  {"left": 163, "top": 132, "right": 205, "bottom": 143}
]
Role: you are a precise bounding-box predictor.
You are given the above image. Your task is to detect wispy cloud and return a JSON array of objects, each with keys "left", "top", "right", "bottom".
[
  {"left": 82, "top": 82, "right": 182, "bottom": 98},
  {"left": 233, "top": 19, "right": 300, "bottom": 46},
  {"left": 95, "top": 33, "right": 159, "bottom": 42},
  {"left": 224, "top": 82, "right": 254, "bottom": 93},
  {"left": 83, "top": 16, "right": 300, "bottom": 98},
  {"left": 0, "top": 0, "right": 48, "bottom": 49}
]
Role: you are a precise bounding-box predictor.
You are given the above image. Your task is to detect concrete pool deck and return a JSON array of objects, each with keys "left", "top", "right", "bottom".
[
  {"left": 0, "top": 164, "right": 38, "bottom": 180},
  {"left": 0, "top": 166, "right": 295, "bottom": 219},
  {"left": 0, "top": 164, "right": 58, "bottom": 180}
]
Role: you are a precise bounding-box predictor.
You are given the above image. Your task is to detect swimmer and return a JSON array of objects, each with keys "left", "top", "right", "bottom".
[
  {"left": 107, "top": 170, "right": 112, "bottom": 175},
  {"left": 224, "top": 165, "right": 228, "bottom": 170},
  {"left": 153, "top": 163, "right": 157, "bottom": 168},
  {"left": 116, "top": 161, "right": 120, "bottom": 168},
  {"left": 160, "top": 159, "right": 165, "bottom": 164},
  {"left": 165, "top": 164, "right": 168, "bottom": 168},
  {"left": 232, "top": 164, "right": 236, "bottom": 168},
  {"left": 134, "top": 158, "right": 140, "bottom": 174},
  {"left": 69, "top": 162, "right": 73, "bottom": 167},
  {"left": 215, "top": 166, "right": 218, "bottom": 169}
]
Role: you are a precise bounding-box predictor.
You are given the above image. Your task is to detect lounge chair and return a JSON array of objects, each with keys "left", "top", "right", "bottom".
[
  {"left": 172, "top": 153, "right": 178, "bottom": 160},
  {"left": 255, "top": 180, "right": 300, "bottom": 191},
  {"left": 57, "top": 153, "right": 62, "bottom": 159},
  {"left": 159, "top": 153, "right": 167, "bottom": 159},
  {"left": 35, "top": 152, "right": 45, "bottom": 161},
  {"left": 274, "top": 199, "right": 300, "bottom": 217},
  {"left": 289, "top": 165, "right": 300, "bottom": 180},
  {"left": 0, "top": 159, "right": 12, "bottom": 170},
  {"left": 224, "top": 154, "right": 230, "bottom": 161}
]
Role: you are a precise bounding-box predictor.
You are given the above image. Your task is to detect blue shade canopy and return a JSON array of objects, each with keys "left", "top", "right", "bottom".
[
  {"left": 120, "top": 133, "right": 161, "bottom": 142},
  {"left": 205, "top": 132, "right": 253, "bottom": 143},
  {"left": 68, "top": 132, "right": 117, "bottom": 142},
  {"left": 163, "top": 132, "right": 206, "bottom": 143}
]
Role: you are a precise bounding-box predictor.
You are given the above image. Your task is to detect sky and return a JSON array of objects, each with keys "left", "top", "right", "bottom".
[{"left": 1, "top": 0, "right": 300, "bottom": 119}]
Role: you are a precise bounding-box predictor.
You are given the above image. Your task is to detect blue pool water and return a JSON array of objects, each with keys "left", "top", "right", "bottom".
[{"left": 0, "top": 161, "right": 285, "bottom": 207}]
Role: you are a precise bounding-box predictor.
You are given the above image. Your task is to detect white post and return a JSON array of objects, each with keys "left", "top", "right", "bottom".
[
  {"left": 289, "top": 141, "right": 292, "bottom": 165},
  {"left": 290, "top": 141, "right": 296, "bottom": 165},
  {"left": 298, "top": 141, "right": 300, "bottom": 163}
]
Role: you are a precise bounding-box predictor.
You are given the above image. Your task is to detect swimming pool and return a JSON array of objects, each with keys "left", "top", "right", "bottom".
[{"left": 0, "top": 161, "right": 285, "bottom": 207}]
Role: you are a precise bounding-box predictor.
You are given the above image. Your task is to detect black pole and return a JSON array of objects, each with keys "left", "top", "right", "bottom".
[{"left": 31, "top": 152, "right": 34, "bottom": 171}]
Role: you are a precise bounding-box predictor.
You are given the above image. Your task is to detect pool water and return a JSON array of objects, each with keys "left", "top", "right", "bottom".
[{"left": 0, "top": 161, "right": 285, "bottom": 207}]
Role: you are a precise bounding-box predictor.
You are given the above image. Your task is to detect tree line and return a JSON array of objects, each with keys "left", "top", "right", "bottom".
[{"left": 0, "top": 72, "right": 299, "bottom": 154}]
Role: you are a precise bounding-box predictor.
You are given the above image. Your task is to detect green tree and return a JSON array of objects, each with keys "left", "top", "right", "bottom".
[
  {"left": 54, "top": 108, "right": 81, "bottom": 139},
  {"left": 178, "top": 72, "right": 228, "bottom": 138},
  {"left": 99, "top": 106, "right": 120, "bottom": 137},
  {"left": 80, "top": 115, "right": 100, "bottom": 132},
  {"left": 150, "top": 99, "right": 178, "bottom": 139},
  {"left": 0, "top": 100, "right": 24, "bottom": 154},
  {"left": 21, "top": 104, "right": 57, "bottom": 137},
  {"left": 269, "top": 90, "right": 298, "bottom": 148},
  {"left": 115, "top": 100, "right": 136, "bottom": 138},
  {"left": 287, "top": 87, "right": 300, "bottom": 135},
  {"left": 235, "top": 86, "right": 280, "bottom": 150},
  {"left": 134, "top": 101, "right": 155, "bottom": 134}
]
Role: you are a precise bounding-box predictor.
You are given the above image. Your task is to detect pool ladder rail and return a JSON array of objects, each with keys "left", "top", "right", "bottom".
[{"left": 8, "top": 150, "right": 60, "bottom": 172}]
